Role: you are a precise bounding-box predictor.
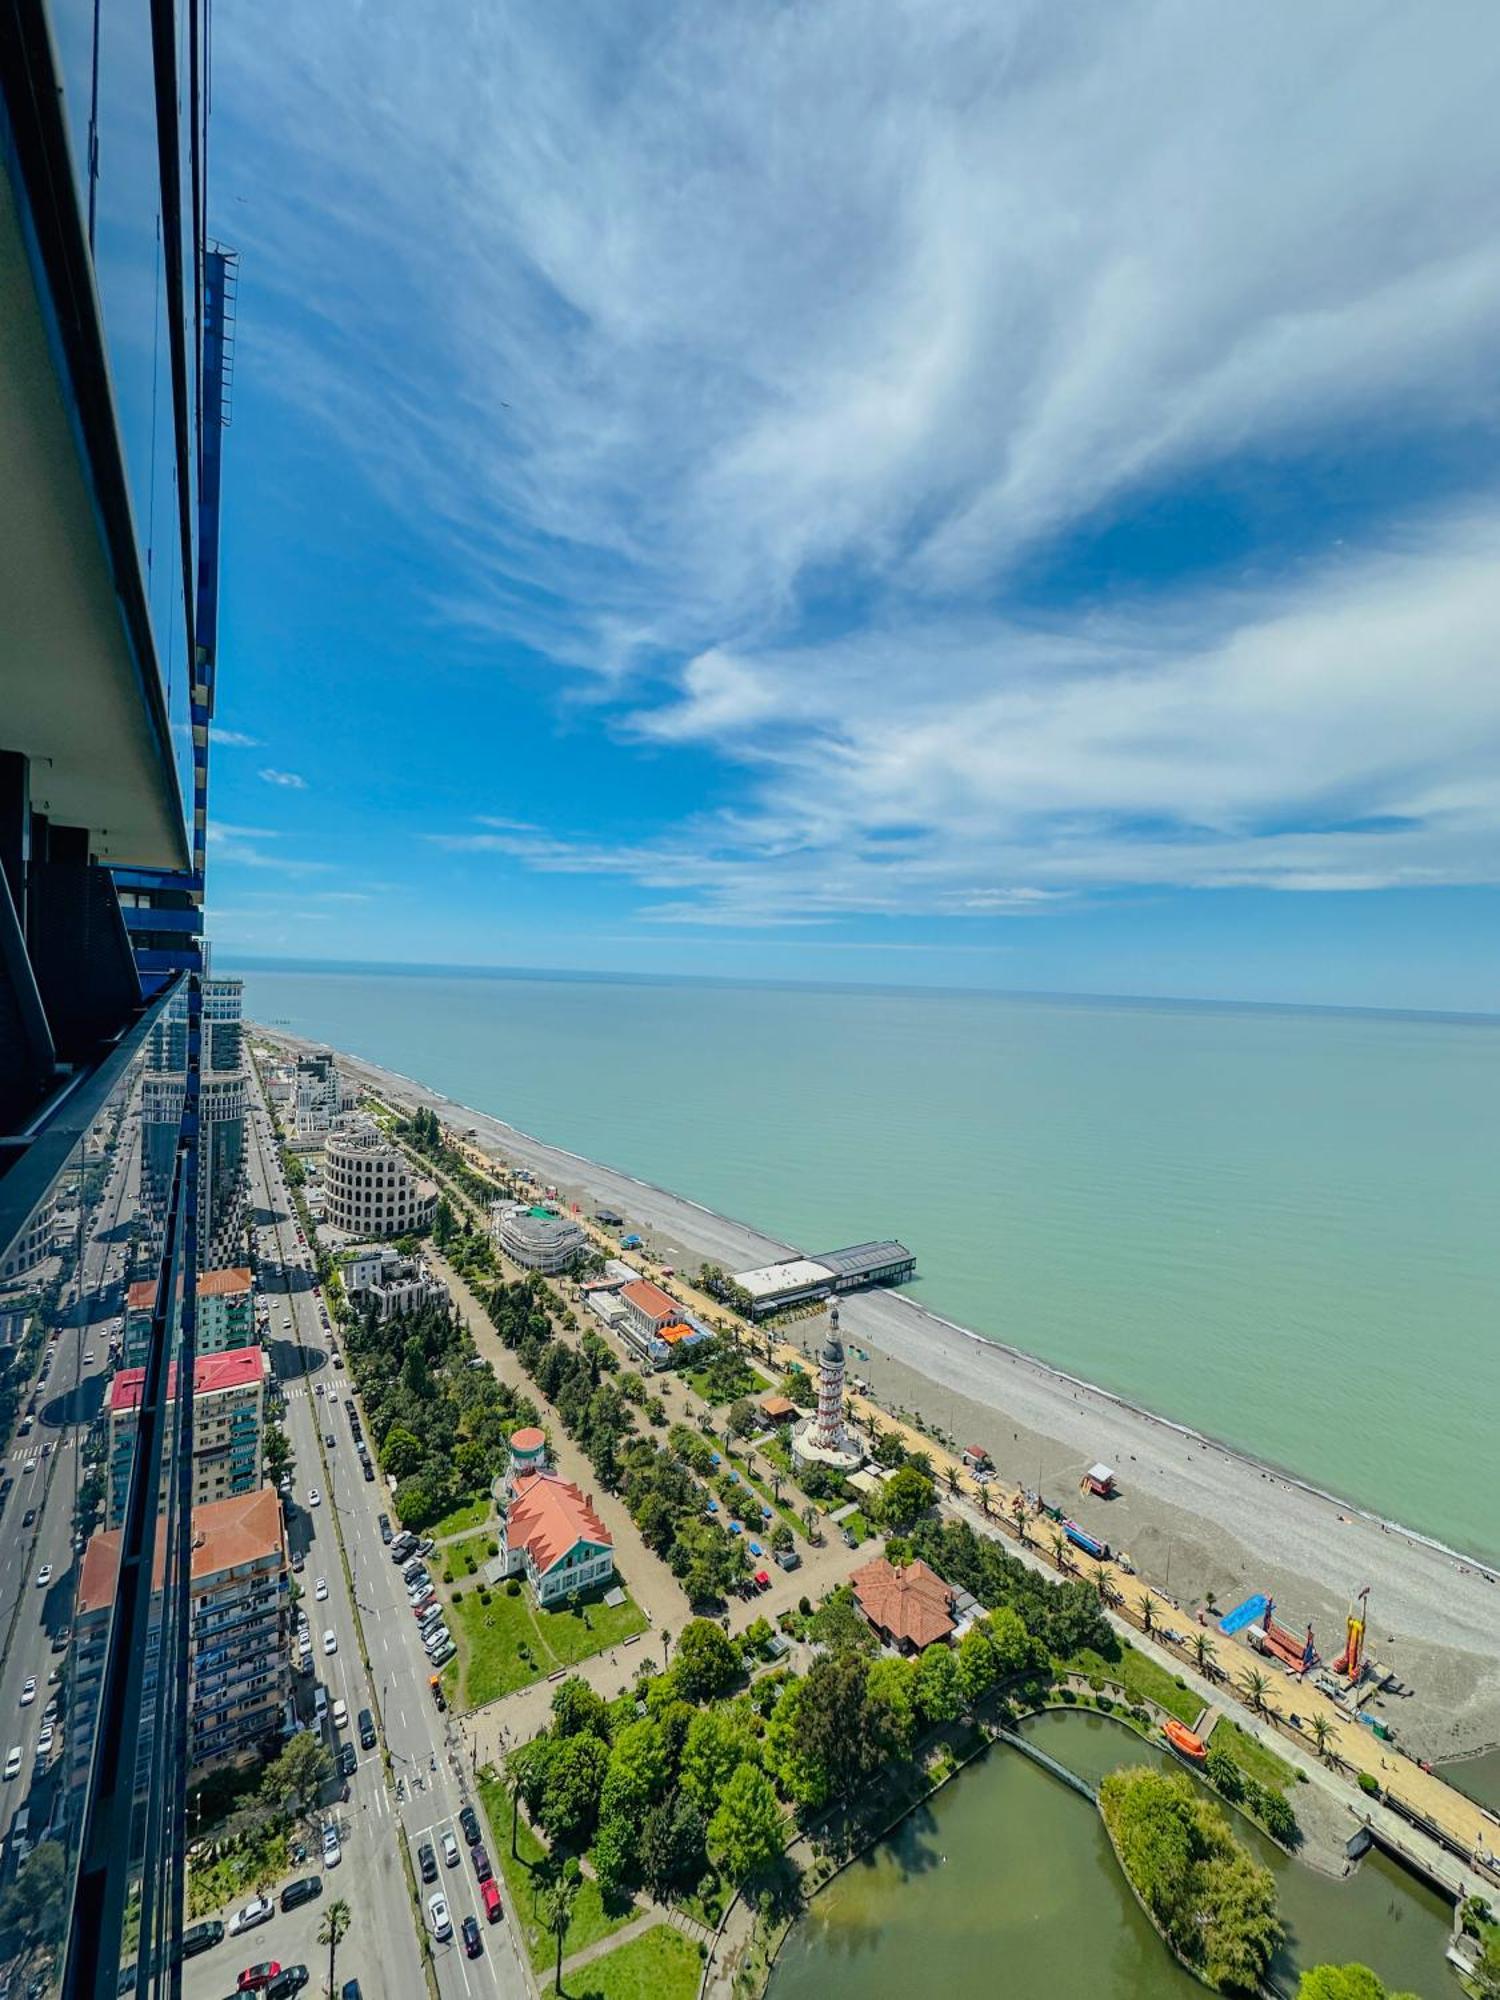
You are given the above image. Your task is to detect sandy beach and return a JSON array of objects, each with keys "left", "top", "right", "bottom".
[{"left": 269, "top": 1031, "right": 1500, "bottom": 1765}]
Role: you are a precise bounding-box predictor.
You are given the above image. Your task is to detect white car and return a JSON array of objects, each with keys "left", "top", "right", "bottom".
[
  {"left": 323, "top": 1628, "right": 337, "bottom": 1655},
  {"left": 307, "top": 1490, "right": 320, "bottom": 1508},
  {"left": 34, "top": 1565, "right": 51, "bottom": 1589},
  {"left": 322, "top": 1822, "right": 342, "bottom": 1868},
  {"left": 3, "top": 1749, "right": 19, "bottom": 1781},
  {"left": 315, "top": 1577, "right": 329, "bottom": 1601},
  {"left": 228, "top": 1894, "right": 274, "bottom": 1936},
  {"left": 428, "top": 1893, "right": 451, "bottom": 1942},
  {"left": 83, "top": 1350, "right": 94, "bottom": 1364},
  {"left": 442, "top": 1829, "right": 459, "bottom": 1868},
  {"left": 19, "top": 1680, "right": 36, "bottom": 1707},
  {"left": 36, "top": 1723, "right": 53, "bottom": 1755},
  {"left": 331, "top": 1698, "right": 347, "bottom": 1729}
]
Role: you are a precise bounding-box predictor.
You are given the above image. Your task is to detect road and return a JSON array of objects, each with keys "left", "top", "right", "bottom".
[
  {"left": 0, "top": 1090, "right": 143, "bottom": 1866},
  {"left": 184, "top": 1075, "right": 529, "bottom": 2000}
]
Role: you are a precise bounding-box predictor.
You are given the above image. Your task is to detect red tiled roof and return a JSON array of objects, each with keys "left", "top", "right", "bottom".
[
  {"left": 127, "top": 1281, "right": 157, "bottom": 1313},
  {"left": 77, "top": 1485, "right": 283, "bottom": 1615},
  {"left": 110, "top": 1346, "right": 265, "bottom": 1414},
  {"left": 760, "top": 1396, "right": 797, "bottom": 1418},
  {"left": 619, "top": 1279, "right": 682, "bottom": 1324},
  {"left": 850, "top": 1556, "right": 955, "bottom": 1650},
  {"left": 197, "top": 1267, "right": 253, "bottom": 1298},
  {"left": 509, "top": 1427, "right": 546, "bottom": 1453},
  {"left": 507, "top": 1469, "right": 612, "bottom": 1575}
]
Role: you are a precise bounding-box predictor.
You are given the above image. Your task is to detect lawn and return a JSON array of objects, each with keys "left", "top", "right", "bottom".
[
  {"left": 476, "top": 1772, "right": 637, "bottom": 1972},
  {"left": 442, "top": 1531, "right": 498, "bottom": 1581},
  {"left": 550, "top": 1922, "right": 702, "bottom": 2000},
  {"left": 1209, "top": 1716, "right": 1297, "bottom": 1794},
  {"left": 429, "top": 1494, "right": 493, "bottom": 1539},
  {"left": 1065, "top": 1643, "right": 1202, "bottom": 1725},
  {"left": 448, "top": 1583, "right": 649, "bottom": 1708}
]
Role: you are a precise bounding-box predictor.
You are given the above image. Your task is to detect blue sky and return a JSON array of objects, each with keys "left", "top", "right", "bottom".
[{"left": 204, "top": 1, "right": 1500, "bottom": 1010}]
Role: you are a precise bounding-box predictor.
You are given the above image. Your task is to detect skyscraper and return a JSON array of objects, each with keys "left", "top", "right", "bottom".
[{"left": 1, "top": 3, "right": 234, "bottom": 1988}]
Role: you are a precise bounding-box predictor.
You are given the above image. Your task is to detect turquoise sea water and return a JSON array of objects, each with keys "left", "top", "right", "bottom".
[{"left": 233, "top": 963, "right": 1500, "bottom": 1561}]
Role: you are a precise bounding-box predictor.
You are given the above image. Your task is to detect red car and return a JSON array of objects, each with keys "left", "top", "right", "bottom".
[
  {"left": 238, "top": 1967, "right": 281, "bottom": 1993},
  {"left": 480, "top": 1879, "right": 503, "bottom": 1923}
]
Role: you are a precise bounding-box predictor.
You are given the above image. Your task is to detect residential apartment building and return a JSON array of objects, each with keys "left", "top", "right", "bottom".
[
  {"left": 293, "top": 1047, "right": 351, "bottom": 1137},
  {"left": 197, "top": 1265, "right": 257, "bottom": 1353},
  {"left": 493, "top": 1200, "right": 589, "bottom": 1273},
  {"left": 341, "top": 1248, "right": 448, "bottom": 1322},
  {"left": 108, "top": 1347, "right": 269, "bottom": 1527},
  {"left": 141, "top": 978, "right": 248, "bottom": 1270},
  {"left": 75, "top": 1486, "right": 289, "bottom": 1781},
  {"left": 324, "top": 1116, "right": 437, "bottom": 1238}
]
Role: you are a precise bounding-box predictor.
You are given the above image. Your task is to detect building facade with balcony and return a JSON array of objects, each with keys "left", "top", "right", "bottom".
[
  {"left": 324, "top": 1116, "right": 437, "bottom": 1238},
  {"left": 492, "top": 1201, "right": 589, "bottom": 1273},
  {"left": 197, "top": 1265, "right": 256, "bottom": 1353},
  {"left": 107, "top": 1346, "right": 269, "bottom": 1527}
]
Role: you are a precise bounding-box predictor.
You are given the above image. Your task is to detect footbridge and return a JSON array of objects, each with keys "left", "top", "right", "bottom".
[{"left": 991, "top": 1724, "right": 1098, "bottom": 1803}]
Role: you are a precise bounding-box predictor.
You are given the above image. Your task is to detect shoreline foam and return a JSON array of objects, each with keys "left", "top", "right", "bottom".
[{"left": 263, "top": 1027, "right": 1500, "bottom": 1760}]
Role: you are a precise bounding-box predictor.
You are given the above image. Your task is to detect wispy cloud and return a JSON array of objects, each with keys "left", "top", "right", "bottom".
[
  {"left": 211, "top": 727, "right": 262, "bottom": 747},
  {"left": 217, "top": 1, "right": 1500, "bottom": 928},
  {"left": 258, "top": 768, "right": 309, "bottom": 790}
]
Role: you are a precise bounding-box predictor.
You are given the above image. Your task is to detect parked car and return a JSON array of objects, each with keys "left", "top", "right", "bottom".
[
  {"left": 336, "top": 1742, "right": 356, "bottom": 1778},
  {"left": 280, "top": 1876, "right": 322, "bottom": 1912},
  {"left": 418, "top": 1841, "right": 437, "bottom": 1884},
  {"left": 234, "top": 1963, "right": 279, "bottom": 1992},
  {"left": 378, "top": 1515, "right": 392, "bottom": 1544},
  {"left": 266, "top": 1969, "right": 309, "bottom": 2000},
  {"left": 471, "top": 1844, "right": 492, "bottom": 1883},
  {"left": 180, "top": 1919, "right": 225, "bottom": 1959},
  {"left": 480, "top": 1879, "right": 503, "bottom": 1923},
  {"left": 229, "top": 1895, "right": 275, "bottom": 1938},
  {"left": 428, "top": 1893, "right": 452, "bottom": 1942},
  {"left": 358, "top": 1707, "right": 377, "bottom": 1750},
  {"left": 360, "top": 1457, "right": 374, "bottom": 1482},
  {"left": 441, "top": 1828, "right": 459, "bottom": 1868},
  {"left": 322, "top": 1823, "right": 342, "bottom": 1868},
  {"left": 461, "top": 1915, "right": 482, "bottom": 1959},
  {"left": 459, "top": 1804, "right": 481, "bottom": 1846}
]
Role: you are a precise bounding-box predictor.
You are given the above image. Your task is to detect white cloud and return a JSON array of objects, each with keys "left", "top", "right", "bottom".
[
  {"left": 258, "top": 768, "right": 309, "bottom": 790},
  {"left": 210, "top": 727, "right": 262, "bottom": 747},
  {"left": 216, "top": 2, "right": 1500, "bottom": 923}
]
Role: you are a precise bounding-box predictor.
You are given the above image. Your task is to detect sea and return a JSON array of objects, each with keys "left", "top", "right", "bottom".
[{"left": 230, "top": 962, "right": 1500, "bottom": 1565}]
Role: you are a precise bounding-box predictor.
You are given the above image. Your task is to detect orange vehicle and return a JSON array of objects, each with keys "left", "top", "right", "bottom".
[{"left": 1164, "top": 1719, "right": 1206, "bottom": 1760}]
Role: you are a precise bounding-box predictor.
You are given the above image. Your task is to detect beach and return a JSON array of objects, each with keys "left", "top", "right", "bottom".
[{"left": 270, "top": 1030, "right": 1500, "bottom": 1764}]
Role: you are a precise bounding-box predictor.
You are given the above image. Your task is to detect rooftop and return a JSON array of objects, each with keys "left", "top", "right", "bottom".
[
  {"left": 110, "top": 1345, "right": 266, "bottom": 1414},
  {"left": 126, "top": 1280, "right": 157, "bottom": 1313},
  {"left": 732, "top": 1257, "right": 834, "bottom": 1301},
  {"left": 619, "top": 1278, "right": 683, "bottom": 1323},
  {"left": 851, "top": 1555, "right": 955, "bottom": 1650},
  {"left": 507, "top": 1469, "right": 612, "bottom": 1575},
  {"left": 197, "top": 1266, "right": 253, "bottom": 1298},
  {"left": 813, "top": 1240, "right": 915, "bottom": 1280},
  {"left": 509, "top": 1426, "right": 546, "bottom": 1453},
  {"left": 78, "top": 1484, "right": 283, "bottom": 1615}
]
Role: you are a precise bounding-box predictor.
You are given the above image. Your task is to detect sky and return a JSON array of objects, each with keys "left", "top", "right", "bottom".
[{"left": 203, "top": 1, "right": 1500, "bottom": 1011}]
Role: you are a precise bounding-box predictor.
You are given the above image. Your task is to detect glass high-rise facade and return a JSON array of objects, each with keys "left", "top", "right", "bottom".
[{"left": 1, "top": 3, "right": 234, "bottom": 1991}]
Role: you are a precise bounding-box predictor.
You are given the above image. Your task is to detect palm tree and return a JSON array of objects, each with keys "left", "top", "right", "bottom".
[
  {"left": 801, "top": 1503, "right": 818, "bottom": 1539},
  {"left": 1238, "top": 1666, "right": 1272, "bottom": 1714},
  {"left": 1191, "top": 1632, "right": 1218, "bottom": 1679},
  {"left": 1308, "top": 1713, "right": 1335, "bottom": 1763},
  {"left": 541, "top": 1867, "right": 580, "bottom": 1995},
  {"left": 661, "top": 1628, "right": 672, "bottom": 1672},
  {"left": 1204, "top": 1589, "right": 1219, "bottom": 1617},
  {"left": 945, "top": 1465, "right": 961, "bottom": 1495},
  {"left": 319, "top": 1897, "right": 351, "bottom": 1999},
  {"left": 1049, "top": 1530, "right": 1072, "bottom": 1573},
  {"left": 1091, "top": 1562, "right": 1114, "bottom": 1605},
  {"left": 1138, "top": 1592, "right": 1159, "bottom": 1637},
  {"left": 977, "top": 1484, "right": 993, "bottom": 1519},
  {"left": 1010, "top": 1493, "right": 1029, "bottom": 1542}
]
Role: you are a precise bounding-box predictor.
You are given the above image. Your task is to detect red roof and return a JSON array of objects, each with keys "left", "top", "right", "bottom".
[
  {"left": 619, "top": 1279, "right": 682, "bottom": 1324},
  {"left": 110, "top": 1346, "right": 265, "bottom": 1414},
  {"left": 509, "top": 1427, "right": 546, "bottom": 1453},
  {"left": 506, "top": 1469, "right": 612, "bottom": 1575},
  {"left": 197, "top": 1266, "right": 253, "bottom": 1298},
  {"left": 127, "top": 1281, "right": 157, "bottom": 1314},
  {"left": 78, "top": 1485, "right": 283, "bottom": 1615},
  {"left": 850, "top": 1556, "right": 956, "bottom": 1650}
]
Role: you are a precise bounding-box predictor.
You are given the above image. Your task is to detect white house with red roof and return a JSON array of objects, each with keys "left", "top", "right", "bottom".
[{"left": 496, "top": 1430, "right": 615, "bottom": 1606}]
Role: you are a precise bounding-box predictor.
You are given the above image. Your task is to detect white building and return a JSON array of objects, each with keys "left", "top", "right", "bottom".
[
  {"left": 495, "top": 1430, "right": 615, "bottom": 1606},
  {"left": 323, "top": 1116, "right": 437, "bottom": 1239},
  {"left": 792, "top": 1305, "right": 865, "bottom": 1474},
  {"left": 341, "top": 1248, "right": 448, "bottom": 1322},
  {"left": 292, "top": 1048, "right": 353, "bottom": 1138},
  {"left": 492, "top": 1201, "right": 588, "bottom": 1274}
]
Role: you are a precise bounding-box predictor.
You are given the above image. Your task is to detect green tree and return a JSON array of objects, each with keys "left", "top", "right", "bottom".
[
  {"left": 433, "top": 1195, "right": 457, "bottom": 1248},
  {"left": 381, "top": 1424, "right": 425, "bottom": 1479},
  {"left": 264, "top": 1421, "right": 294, "bottom": 1485},
  {"left": 726, "top": 1398, "right": 759, "bottom": 1438},
  {"left": 680, "top": 1706, "right": 758, "bottom": 1809},
  {"left": 590, "top": 1811, "right": 634, "bottom": 1904},
  {"left": 539, "top": 1864, "right": 580, "bottom": 1995},
  {"left": 1474, "top": 1934, "right": 1500, "bottom": 2000},
  {"left": 956, "top": 1624, "right": 998, "bottom": 1707},
  {"left": 1296, "top": 1966, "right": 1421, "bottom": 1999},
  {"left": 865, "top": 1655, "right": 919, "bottom": 1759},
  {"left": 551, "top": 1676, "right": 612, "bottom": 1743},
  {"left": 600, "top": 1717, "right": 669, "bottom": 1826},
  {"left": 914, "top": 1643, "right": 963, "bottom": 1725},
  {"left": 319, "top": 1896, "right": 352, "bottom": 2000},
  {"left": 1204, "top": 1746, "right": 1245, "bottom": 1802},
  {"left": 639, "top": 1792, "right": 707, "bottom": 1902},
  {"left": 261, "top": 1732, "right": 333, "bottom": 1817},
  {"left": 807, "top": 1585, "right": 878, "bottom": 1657},
  {"left": 1257, "top": 1787, "right": 1299, "bottom": 1845},
  {"left": 537, "top": 1733, "right": 609, "bottom": 1849},
  {"left": 0, "top": 1840, "right": 67, "bottom": 1947},
  {"left": 879, "top": 1464, "right": 936, "bottom": 1532},
  {"left": 988, "top": 1604, "right": 1038, "bottom": 1676},
  {"left": 708, "top": 1763, "right": 784, "bottom": 1886},
  {"left": 672, "top": 1618, "right": 742, "bottom": 1700},
  {"left": 767, "top": 1655, "right": 883, "bottom": 1809}
]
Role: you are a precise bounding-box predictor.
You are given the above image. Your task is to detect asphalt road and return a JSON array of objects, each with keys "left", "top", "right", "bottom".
[
  {"left": 183, "top": 1081, "right": 528, "bottom": 2000},
  {"left": 0, "top": 1100, "right": 142, "bottom": 1861}
]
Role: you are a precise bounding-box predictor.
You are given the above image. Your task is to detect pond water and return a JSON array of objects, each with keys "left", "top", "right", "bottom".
[
  {"left": 768, "top": 1713, "right": 1455, "bottom": 2000},
  {"left": 1439, "top": 1748, "right": 1500, "bottom": 1817}
]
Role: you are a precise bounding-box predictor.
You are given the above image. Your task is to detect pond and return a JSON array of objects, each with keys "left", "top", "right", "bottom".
[{"left": 768, "top": 1711, "right": 1455, "bottom": 2000}]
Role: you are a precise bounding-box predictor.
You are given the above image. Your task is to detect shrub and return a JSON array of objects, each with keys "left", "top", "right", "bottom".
[
  {"left": 1357, "top": 1770, "right": 1380, "bottom": 1797},
  {"left": 442, "top": 1568, "right": 454, "bottom": 1585},
  {"left": 1098, "top": 1695, "right": 1114, "bottom": 1712},
  {"left": 487, "top": 1538, "right": 500, "bottom": 1558},
  {"left": 453, "top": 1588, "right": 464, "bottom": 1604},
  {"left": 1060, "top": 1687, "right": 1077, "bottom": 1704}
]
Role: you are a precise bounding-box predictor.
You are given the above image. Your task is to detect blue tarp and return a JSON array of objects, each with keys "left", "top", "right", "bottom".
[{"left": 1219, "top": 1592, "right": 1269, "bottom": 1637}]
